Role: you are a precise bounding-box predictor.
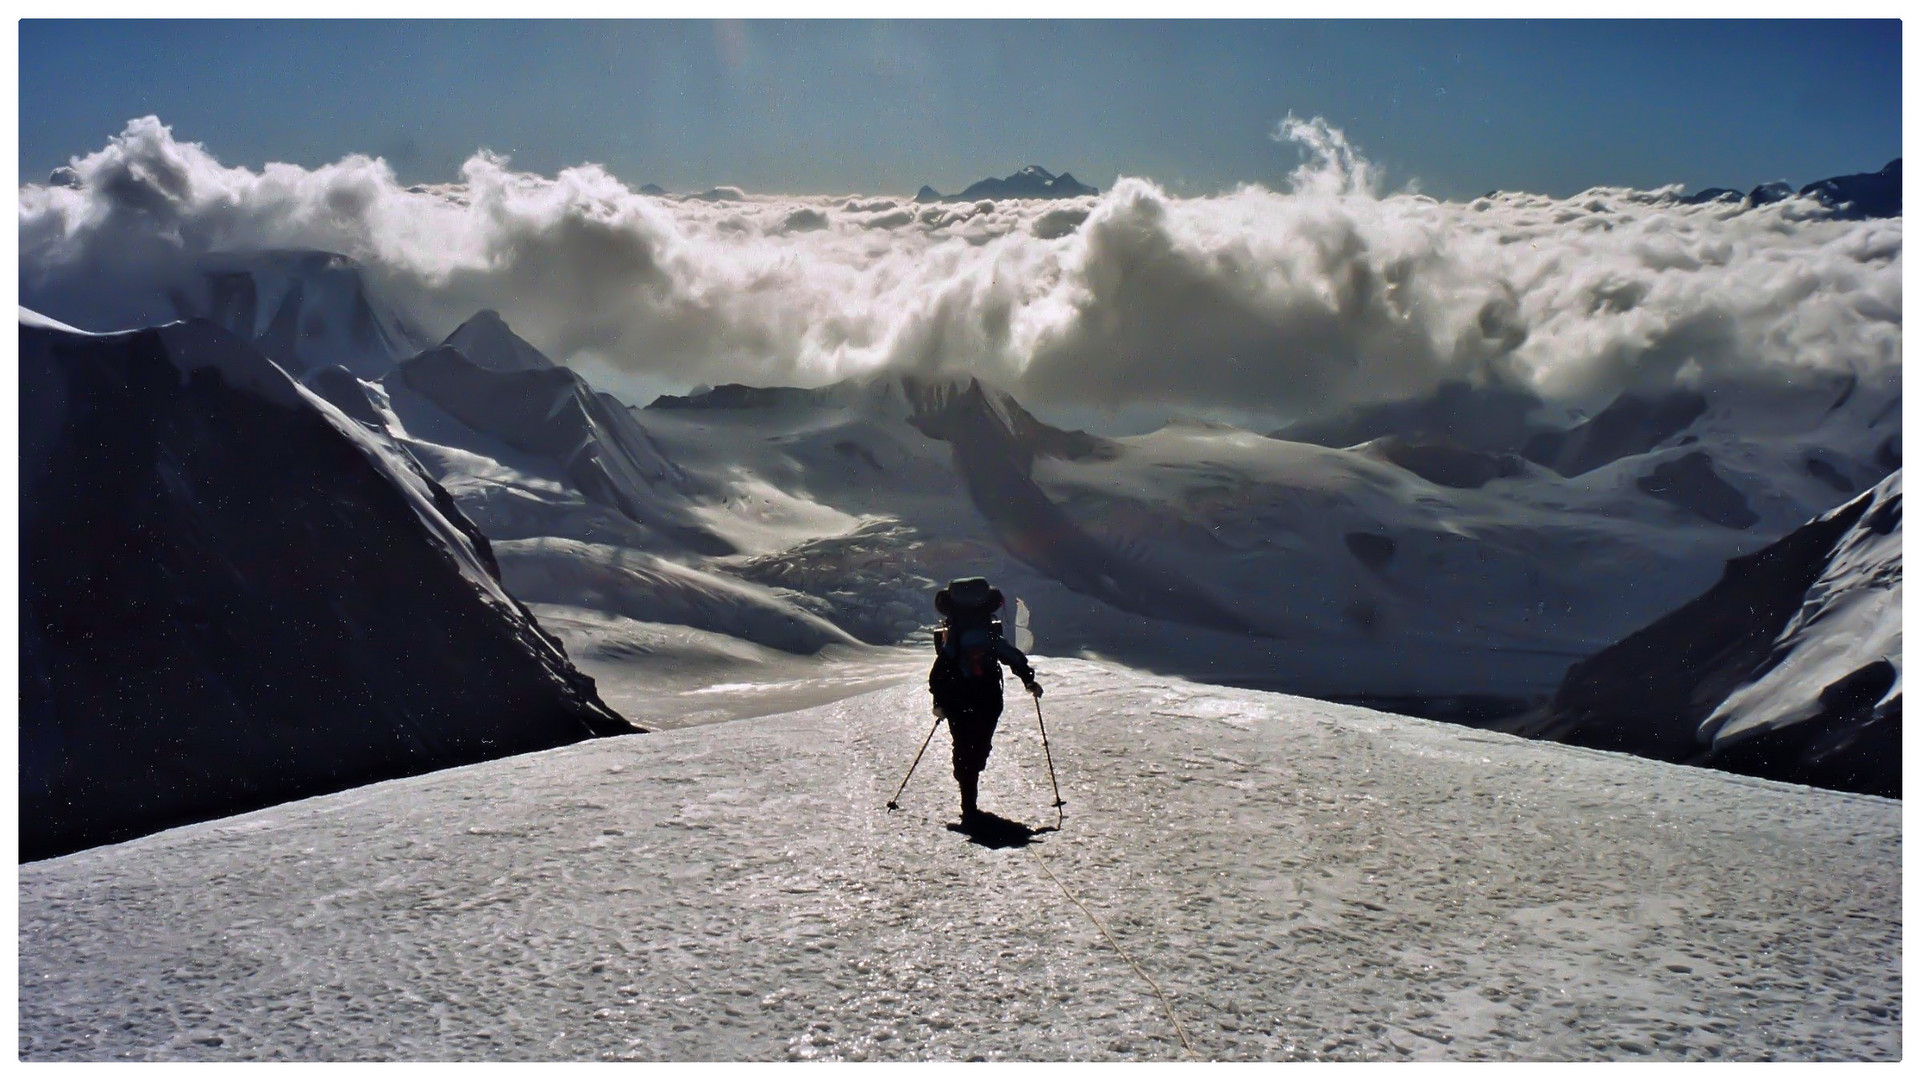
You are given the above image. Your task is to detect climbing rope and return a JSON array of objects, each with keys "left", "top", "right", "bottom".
[
  {"left": 999, "top": 683, "right": 1199, "bottom": 1059},
  {"left": 1026, "top": 845, "right": 1199, "bottom": 1060}
]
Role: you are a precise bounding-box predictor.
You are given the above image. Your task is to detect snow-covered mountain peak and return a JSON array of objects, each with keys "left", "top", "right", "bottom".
[
  {"left": 20, "top": 244, "right": 423, "bottom": 378},
  {"left": 392, "top": 344, "right": 728, "bottom": 556},
  {"left": 183, "top": 248, "right": 428, "bottom": 378},
  {"left": 442, "top": 308, "right": 558, "bottom": 373}
]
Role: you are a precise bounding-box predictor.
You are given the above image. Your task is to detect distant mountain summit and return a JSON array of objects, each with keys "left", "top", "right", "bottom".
[
  {"left": 1798, "top": 159, "right": 1901, "bottom": 220},
  {"left": 916, "top": 165, "right": 1098, "bottom": 203},
  {"left": 1679, "top": 159, "right": 1902, "bottom": 218}
]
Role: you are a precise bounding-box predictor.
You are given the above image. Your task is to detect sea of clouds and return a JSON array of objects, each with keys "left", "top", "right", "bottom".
[{"left": 19, "top": 115, "right": 1902, "bottom": 422}]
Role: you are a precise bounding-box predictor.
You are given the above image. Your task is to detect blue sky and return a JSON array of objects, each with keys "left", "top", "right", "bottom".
[{"left": 18, "top": 19, "right": 1902, "bottom": 200}]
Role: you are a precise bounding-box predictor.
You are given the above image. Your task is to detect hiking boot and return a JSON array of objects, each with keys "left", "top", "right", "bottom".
[{"left": 958, "top": 772, "right": 980, "bottom": 819}]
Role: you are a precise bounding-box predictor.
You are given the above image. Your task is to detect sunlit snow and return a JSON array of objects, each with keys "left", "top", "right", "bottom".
[{"left": 19, "top": 662, "right": 1899, "bottom": 1061}]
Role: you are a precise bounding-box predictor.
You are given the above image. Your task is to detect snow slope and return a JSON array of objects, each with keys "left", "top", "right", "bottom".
[
  {"left": 632, "top": 371, "right": 1892, "bottom": 710},
  {"left": 360, "top": 338, "right": 865, "bottom": 660},
  {"left": 17, "top": 660, "right": 1899, "bottom": 1061},
  {"left": 211, "top": 275, "right": 1888, "bottom": 724},
  {"left": 258, "top": 303, "right": 1896, "bottom": 754},
  {"left": 1706, "top": 472, "right": 1901, "bottom": 749},
  {"left": 394, "top": 345, "right": 729, "bottom": 556},
  {"left": 18, "top": 311, "right": 631, "bottom": 859}
]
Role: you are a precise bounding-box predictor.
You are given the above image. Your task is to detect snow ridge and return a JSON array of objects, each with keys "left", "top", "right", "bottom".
[
  {"left": 19, "top": 662, "right": 1900, "bottom": 1061},
  {"left": 1519, "top": 470, "right": 1902, "bottom": 795}
]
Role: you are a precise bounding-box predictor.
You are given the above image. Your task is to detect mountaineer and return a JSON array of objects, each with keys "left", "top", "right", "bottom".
[{"left": 927, "top": 577, "right": 1042, "bottom": 821}]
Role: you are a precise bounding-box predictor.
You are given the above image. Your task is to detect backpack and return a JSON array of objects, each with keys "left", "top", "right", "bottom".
[{"left": 933, "top": 577, "right": 1005, "bottom": 680}]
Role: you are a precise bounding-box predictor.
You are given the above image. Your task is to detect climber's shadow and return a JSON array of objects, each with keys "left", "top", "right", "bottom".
[{"left": 946, "top": 810, "right": 1058, "bottom": 849}]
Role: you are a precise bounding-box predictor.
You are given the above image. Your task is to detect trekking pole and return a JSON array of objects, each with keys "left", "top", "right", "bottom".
[
  {"left": 886, "top": 713, "right": 944, "bottom": 811},
  {"left": 1031, "top": 688, "right": 1065, "bottom": 826}
]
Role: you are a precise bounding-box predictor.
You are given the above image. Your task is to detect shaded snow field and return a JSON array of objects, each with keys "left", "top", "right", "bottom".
[
  {"left": 19, "top": 660, "right": 1900, "bottom": 1061},
  {"left": 524, "top": 603, "right": 928, "bottom": 730}
]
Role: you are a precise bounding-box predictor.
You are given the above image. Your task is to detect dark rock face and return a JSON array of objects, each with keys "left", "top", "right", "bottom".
[
  {"left": 1805, "top": 456, "right": 1856, "bottom": 494},
  {"left": 1281, "top": 382, "right": 1720, "bottom": 493},
  {"left": 1748, "top": 181, "right": 1795, "bottom": 206},
  {"left": 1515, "top": 476, "right": 1900, "bottom": 798},
  {"left": 1369, "top": 437, "right": 1526, "bottom": 489},
  {"left": 995, "top": 393, "right": 1123, "bottom": 466},
  {"left": 187, "top": 250, "right": 424, "bottom": 379},
  {"left": 1522, "top": 389, "right": 1708, "bottom": 478},
  {"left": 205, "top": 270, "right": 258, "bottom": 340},
  {"left": 1705, "top": 660, "right": 1898, "bottom": 795},
  {"left": 649, "top": 383, "right": 838, "bottom": 411},
  {"left": 1271, "top": 379, "right": 1547, "bottom": 455},
  {"left": 650, "top": 379, "right": 1122, "bottom": 470},
  {"left": 1635, "top": 452, "right": 1759, "bottom": 529},
  {"left": 18, "top": 318, "right": 633, "bottom": 861}
]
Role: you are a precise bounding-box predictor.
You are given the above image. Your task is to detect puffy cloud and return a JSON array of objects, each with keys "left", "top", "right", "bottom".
[
  {"left": 779, "top": 207, "right": 830, "bottom": 233},
  {"left": 20, "top": 115, "right": 1902, "bottom": 423},
  {"left": 1031, "top": 206, "right": 1090, "bottom": 240}
]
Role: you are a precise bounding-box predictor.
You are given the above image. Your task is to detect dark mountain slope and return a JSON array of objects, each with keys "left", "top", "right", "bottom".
[
  {"left": 19, "top": 313, "right": 632, "bottom": 860},
  {"left": 1513, "top": 473, "right": 1901, "bottom": 797}
]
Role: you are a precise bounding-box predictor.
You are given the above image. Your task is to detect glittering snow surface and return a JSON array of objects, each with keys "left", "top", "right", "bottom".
[{"left": 18, "top": 660, "right": 1899, "bottom": 1061}]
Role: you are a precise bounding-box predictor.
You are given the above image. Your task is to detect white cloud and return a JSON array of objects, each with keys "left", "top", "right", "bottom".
[{"left": 20, "top": 116, "right": 1902, "bottom": 422}]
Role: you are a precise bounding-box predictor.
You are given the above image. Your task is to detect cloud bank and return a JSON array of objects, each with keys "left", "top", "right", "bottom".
[{"left": 20, "top": 115, "right": 1902, "bottom": 421}]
